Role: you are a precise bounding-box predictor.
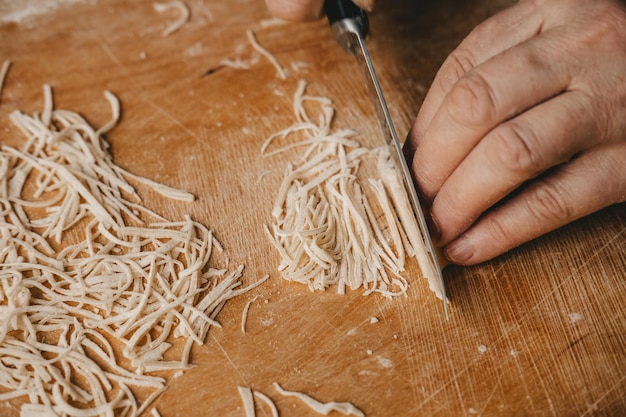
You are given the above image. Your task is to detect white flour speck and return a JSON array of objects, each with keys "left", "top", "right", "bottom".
[
  {"left": 377, "top": 357, "right": 393, "bottom": 368},
  {"left": 569, "top": 312, "right": 583, "bottom": 323},
  {"left": 358, "top": 369, "right": 376, "bottom": 376},
  {"left": 185, "top": 42, "right": 204, "bottom": 57}
]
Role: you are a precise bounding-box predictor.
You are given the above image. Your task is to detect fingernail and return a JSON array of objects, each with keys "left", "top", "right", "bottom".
[{"left": 445, "top": 235, "right": 475, "bottom": 265}]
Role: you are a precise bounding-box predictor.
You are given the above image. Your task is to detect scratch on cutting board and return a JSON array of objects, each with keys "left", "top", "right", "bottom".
[
  {"left": 502, "top": 226, "right": 625, "bottom": 339},
  {"left": 559, "top": 331, "right": 593, "bottom": 355},
  {"left": 579, "top": 374, "right": 626, "bottom": 417},
  {"left": 476, "top": 368, "right": 505, "bottom": 415},
  {"left": 408, "top": 364, "right": 475, "bottom": 414},
  {"left": 143, "top": 99, "right": 204, "bottom": 145},
  {"left": 407, "top": 229, "right": 626, "bottom": 413},
  {"left": 209, "top": 333, "right": 247, "bottom": 382},
  {"left": 396, "top": 300, "right": 434, "bottom": 410},
  {"left": 26, "top": 33, "right": 204, "bottom": 166},
  {"left": 501, "top": 227, "right": 625, "bottom": 333},
  {"left": 95, "top": 35, "right": 130, "bottom": 74},
  {"left": 408, "top": 349, "right": 558, "bottom": 416}
]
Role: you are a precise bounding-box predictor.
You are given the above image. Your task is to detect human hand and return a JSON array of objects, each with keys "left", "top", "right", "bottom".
[
  {"left": 264, "top": 0, "right": 375, "bottom": 21},
  {"left": 264, "top": 0, "right": 325, "bottom": 21},
  {"left": 404, "top": 0, "right": 626, "bottom": 266}
]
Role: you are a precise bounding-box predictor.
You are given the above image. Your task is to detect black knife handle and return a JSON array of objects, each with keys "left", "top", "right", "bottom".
[{"left": 324, "top": 0, "right": 369, "bottom": 37}]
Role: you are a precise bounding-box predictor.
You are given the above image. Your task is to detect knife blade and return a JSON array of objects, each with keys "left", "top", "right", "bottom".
[{"left": 324, "top": 0, "right": 448, "bottom": 319}]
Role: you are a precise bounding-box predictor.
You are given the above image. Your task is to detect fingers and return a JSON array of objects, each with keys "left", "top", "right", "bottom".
[
  {"left": 265, "top": 0, "right": 325, "bottom": 21},
  {"left": 404, "top": 0, "right": 626, "bottom": 265},
  {"left": 444, "top": 141, "right": 626, "bottom": 265},
  {"left": 411, "top": 30, "right": 575, "bottom": 202},
  {"left": 404, "top": 0, "right": 545, "bottom": 164},
  {"left": 431, "top": 89, "right": 600, "bottom": 245}
]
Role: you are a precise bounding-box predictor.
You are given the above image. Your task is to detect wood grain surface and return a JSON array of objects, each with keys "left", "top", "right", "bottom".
[{"left": 0, "top": 0, "right": 624, "bottom": 416}]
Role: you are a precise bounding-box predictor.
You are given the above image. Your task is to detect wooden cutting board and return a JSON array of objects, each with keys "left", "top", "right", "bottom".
[{"left": 0, "top": 0, "right": 624, "bottom": 416}]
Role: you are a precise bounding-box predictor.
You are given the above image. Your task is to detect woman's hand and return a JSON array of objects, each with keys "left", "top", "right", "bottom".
[{"left": 404, "top": 0, "right": 626, "bottom": 265}]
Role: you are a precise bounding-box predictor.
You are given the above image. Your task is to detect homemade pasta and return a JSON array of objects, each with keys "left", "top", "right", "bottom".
[
  {"left": 273, "top": 382, "right": 365, "bottom": 417},
  {"left": 0, "top": 85, "right": 265, "bottom": 416},
  {"left": 154, "top": 1, "right": 190, "bottom": 37},
  {"left": 263, "top": 80, "right": 442, "bottom": 298}
]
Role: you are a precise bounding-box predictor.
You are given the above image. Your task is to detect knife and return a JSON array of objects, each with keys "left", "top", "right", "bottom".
[{"left": 324, "top": 0, "right": 448, "bottom": 319}]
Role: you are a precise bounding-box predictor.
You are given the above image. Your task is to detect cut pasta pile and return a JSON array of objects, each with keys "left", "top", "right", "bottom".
[
  {"left": 263, "top": 80, "right": 443, "bottom": 299},
  {"left": 0, "top": 85, "right": 264, "bottom": 416}
]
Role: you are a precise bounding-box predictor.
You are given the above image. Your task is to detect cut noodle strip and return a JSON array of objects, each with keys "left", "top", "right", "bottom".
[
  {"left": 237, "top": 386, "right": 279, "bottom": 417},
  {"left": 0, "top": 60, "right": 10, "bottom": 105},
  {"left": 254, "top": 390, "right": 279, "bottom": 417},
  {"left": 241, "top": 295, "right": 260, "bottom": 334},
  {"left": 238, "top": 386, "right": 256, "bottom": 417},
  {"left": 246, "top": 29, "right": 287, "bottom": 79},
  {"left": 273, "top": 382, "right": 365, "bottom": 417},
  {"left": 154, "top": 1, "right": 190, "bottom": 37}
]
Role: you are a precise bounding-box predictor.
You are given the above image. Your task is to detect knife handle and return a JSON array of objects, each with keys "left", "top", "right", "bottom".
[{"left": 324, "top": 0, "right": 369, "bottom": 37}]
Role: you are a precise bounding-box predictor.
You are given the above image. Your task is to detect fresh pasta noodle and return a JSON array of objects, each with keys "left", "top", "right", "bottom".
[
  {"left": 246, "top": 29, "right": 288, "bottom": 79},
  {"left": 0, "top": 60, "right": 10, "bottom": 105},
  {"left": 154, "top": 1, "right": 190, "bottom": 37},
  {"left": 0, "top": 85, "right": 264, "bottom": 417},
  {"left": 263, "top": 80, "right": 442, "bottom": 298},
  {"left": 273, "top": 382, "right": 365, "bottom": 417}
]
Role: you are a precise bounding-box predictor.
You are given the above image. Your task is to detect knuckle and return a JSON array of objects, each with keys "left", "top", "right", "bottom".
[
  {"left": 412, "top": 159, "right": 439, "bottom": 201},
  {"left": 436, "top": 47, "right": 477, "bottom": 94},
  {"left": 594, "top": 145, "right": 626, "bottom": 204},
  {"left": 526, "top": 180, "right": 572, "bottom": 223},
  {"left": 436, "top": 188, "right": 466, "bottom": 224},
  {"left": 414, "top": 171, "right": 438, "bottom": 201},
  {"left": 611, "top": 152, "right": 626, "bottom": 201},
  {"left": 487, "top": 122, "right": 544, "bottom": 178},
  {"left": 446, "top": 71, "right": 498, "bottom": 129},
  {"left": 447, "top": 48, "right": 477, "bottom": 76},
  {"left": 573, "top": 91, "right": 612, "bottom": 146},
  {"left": 432, "top": 184, "right": 478, "bottom": 241},
  {"left": 483, "top": 214, "right": 518, "bottom": 251}
]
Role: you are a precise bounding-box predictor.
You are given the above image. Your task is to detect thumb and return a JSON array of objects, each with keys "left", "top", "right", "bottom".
[{"left": 265, "top": 0, "right": 325, "bottom": 21}]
